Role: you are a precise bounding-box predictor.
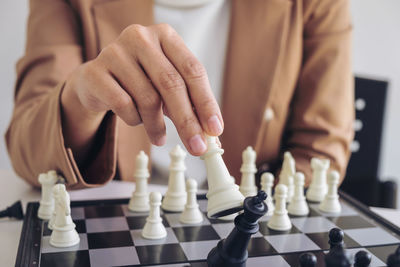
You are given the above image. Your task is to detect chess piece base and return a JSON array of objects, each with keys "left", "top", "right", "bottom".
[
  {"left": 128, "top": 193, "right": 150, "bottom": 212},
  {"left": 161, "top": 193, "right": 186, "bottom": 212},
  {"left": 267, "top": 214, "right": 292, "bottom": 231},
  {"left": 50, "top": 223, "right": 80, "bottom": 247},
  {"left": 142, "top": 221, "right": 167, "bottom": 239}
]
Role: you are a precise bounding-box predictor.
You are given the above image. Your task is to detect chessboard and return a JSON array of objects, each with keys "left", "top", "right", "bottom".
[{"left": 16, "top": 191, "right": 400, "bottom": 267}]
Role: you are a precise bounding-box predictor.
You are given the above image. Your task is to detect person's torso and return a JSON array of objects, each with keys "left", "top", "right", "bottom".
[{"left": 69, "top": 0, "right": 304, "bottom": 181}]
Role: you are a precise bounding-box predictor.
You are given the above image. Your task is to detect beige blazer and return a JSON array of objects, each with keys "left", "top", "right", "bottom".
[{"left": 6, "top": 0, "right": 354, "bottom": 189}]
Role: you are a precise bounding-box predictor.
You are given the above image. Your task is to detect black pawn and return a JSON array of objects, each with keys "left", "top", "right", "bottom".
[
  {"left": 207, "top": 191, "right": 268, "bottom": 267},
  {"left": 299, "top": 252, "right": 317, "bottom": 267},
  {"left": 329, "top": 228, "right": 344, "bottom": 249},
  {"left": 354, "top": 250, "right": 372, "bottom": 267},
  {"left": 325, "top": 246, "right": 351, "bottom": 267},
  {"left": 0, "top": 201, "right": 24, "bottom": 220},
  {"left": 387, "top": 245, "right": 400, "bottom": 267}
]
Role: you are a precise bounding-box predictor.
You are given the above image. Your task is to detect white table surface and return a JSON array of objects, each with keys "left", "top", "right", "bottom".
[{"left": 1, "top": 170, "right": 399, "bottom": 266}]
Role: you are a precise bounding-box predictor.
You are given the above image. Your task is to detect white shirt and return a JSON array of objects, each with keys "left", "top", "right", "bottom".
[{"left": 151, "top": 0, "right": 231, "bottom": 186}]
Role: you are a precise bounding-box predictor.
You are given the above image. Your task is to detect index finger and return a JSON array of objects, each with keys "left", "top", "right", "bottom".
[{"left": 157, "top": 25, "right": 224, "bottom": 137}]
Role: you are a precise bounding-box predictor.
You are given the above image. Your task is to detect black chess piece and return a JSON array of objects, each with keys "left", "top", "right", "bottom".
[
  {"left": 387, "top": 245, "right": 400, "bottom": 267},
  {"left": 354, "top": 250, "right": 372, "bottom": 267},
  {"left": 329, "top": 228, "right": 344, "bottom": 249},
  {"left": 325, "top": 228, "right": 350, "bottom": 267},
  {"left": 325, "top": 246, "right": 351, "bottom": 267},
  {"left": 0, "top": 200, "right": 24, "bottom": 220},
  {"left": 207, "top": 191, "right": 268, "bottom": 267},
  {"left": 299, "top": 252, "right": 317, "bottom": 267}
]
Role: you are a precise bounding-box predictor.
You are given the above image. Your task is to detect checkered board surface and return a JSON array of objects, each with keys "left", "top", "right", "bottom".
[{"left": 16, "top": 192, "right": 400, "bottom": 267}]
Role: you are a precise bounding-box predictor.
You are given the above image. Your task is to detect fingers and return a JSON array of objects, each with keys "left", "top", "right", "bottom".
[
  {"left": 84, "top": 61, "right": 142, "bottom": 127},
  {"left": 156, "top": 24, "right": 224, "bottom": 137},
  {"left": 102, "top": 44, "right": 166, "bottom": 146},
  {"left": 132, "top": 31, "right": 207, "bottom": 155}
]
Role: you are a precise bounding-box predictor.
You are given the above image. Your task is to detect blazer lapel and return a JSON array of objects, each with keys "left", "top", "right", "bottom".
[{"left": 221, "top": 0, "right": 292, "bottom": 176}]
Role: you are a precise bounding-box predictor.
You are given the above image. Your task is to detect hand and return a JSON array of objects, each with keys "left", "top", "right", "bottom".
[{"left": 62, "top": 24, "right": 223, "bottom": 156}]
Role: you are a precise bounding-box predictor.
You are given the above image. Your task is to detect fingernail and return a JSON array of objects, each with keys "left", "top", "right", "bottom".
[
  {"left": 208, "top": 115, "right": 223, "bottom": 135},
  {"left": 189, "top": 134, "right": 207, "bottom": 154},
  {"left": 155, "top": 135, "right": 166, "bottom": 146}
]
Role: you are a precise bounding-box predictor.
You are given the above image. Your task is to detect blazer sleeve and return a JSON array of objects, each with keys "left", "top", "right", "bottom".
[
  {"left": 285, "top": 0, "right": 354, "bottom": 183},
  {"left": 5, "top": 0, "right": 117, "bottom": 189}
]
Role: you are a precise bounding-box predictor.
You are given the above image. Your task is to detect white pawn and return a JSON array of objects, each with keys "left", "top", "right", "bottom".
[
  {"left": 267, "top": 184, "right": 292, "bottom": 231},
  {"left": 142, "top": 192, "right": 167, "bottom": 239},
  {"left": 50, "top": 184, "right": 80, "bottom": 247},
  {"left": 319, "top": 170, "right": 341, "bottom": 213},
  {"left": 288, "top": 172, "right": 309, "bottom": 216},
  {"left": 306, "top": 158, "right": 330, "bottom": 202},
  {"left": 278, "top": 152, "right": 295, "bottom": 202},
  {"left": 38, "top": 171, "right": 59, "bottom": 220},
  {"left": 239, "top": 146, "right": 258, "bottom": 197},
  {"left": 180, "top": 179, "right": 203, "bottom": 224},
  {"left": 128, "top": 151, "right": 150, "bottom": 212},
  {"left": 162, "top": 145, "right": 187, "bottom": 212},
  {"left": 260, "top": 172, "right": 275, "bottom": 216}
]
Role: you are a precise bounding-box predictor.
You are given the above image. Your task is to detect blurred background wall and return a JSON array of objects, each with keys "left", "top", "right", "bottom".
[{"left": 0, "top": 0, "right": 399, "bottom": 204}]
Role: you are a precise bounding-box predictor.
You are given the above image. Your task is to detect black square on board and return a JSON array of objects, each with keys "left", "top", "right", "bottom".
[
  {"left": 190, "top": 262, "right": 208, "bottom": 267},
  {"left": 126, "top": 215, "right": 169, "bottom": 230},
  {"left": 207, "top": 216, "right": 235, "bottom": 224},
  {"left": 328, "top": 215, "right": 376, "bottom": 230},
  {"left": 173, "top": 225, "right": 220, "bottom": 242},
  {"left": 87, "top": 231, "right": 133, "bottom": 249},
  {"left": 247, "top": 237, "right": 277, "bottom": 257},
  {"left": 74, "top": 220, "right": 87, "bottom": 234},
  {"left": 306, "top": 232, "right": 360, "bottom": 250},
  {"left": 84, "top": 205, "right": 124, "bottom": 218},
  {"left": 40, "top": 250, "right": 90, "bottom": 267},
  {"left": 258, "top": 222, "right": 301, "bottom": 236},
  {"left": 126, "top": 216, "right": 147, "bottom": 230},
  {"left": 367, "top": 244, "right": 400, "bottom": 263},
  {"left": 135, "top": 243, "right": 188, "bottom": 265}
]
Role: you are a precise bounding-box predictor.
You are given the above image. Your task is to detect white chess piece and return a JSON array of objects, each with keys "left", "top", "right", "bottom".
[
  {"left": 162, "top": 145, "right": 187, "bottom": 212},
  {"left": 267, "top": 184, "right": 292, "bottom": 231},
  {"left": 260, "top": 172, "right": 275, "bottom": 216},
  {"left": 306, "top": 158, "right": 330, "bottom": 202},
  {"left": 288, "top": 172, "right": 309, "bottom": 216},
  {"left": 319, "top": 170, "right": 341, "bottom": 213},
  {"left": 180, "top": 179, "right": 203, "bottom": 224},
  {"left": 38, "top": 171, "right": 59, "bottom": 220},
  {"left": 278, "top": 152, "right": 295, "bottom": 202},
  {"left": 50, "top": 184, "right": 80, "bottom": 247},
  {"left": 219, "top": 177, "right": 238, "bottom": 221},
  {"left": 201, "top": 136, "right": 245, "bottom": 218},
  {"left": 128, "top": 151, "right": 150, "bottom": 212},
  {"left": 48, "top": 184, "right": 62, "bottom": 230},
  {"left": 142, "top": 192, "right": 167, "bottom": 239},
  {"left": 239, "top": 146, "right": 258, "bottom": 197}
]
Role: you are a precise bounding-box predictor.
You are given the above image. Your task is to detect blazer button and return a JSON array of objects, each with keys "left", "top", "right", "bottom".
[{"left": 264, "top": 107, "right": 275, "bottom": 122}]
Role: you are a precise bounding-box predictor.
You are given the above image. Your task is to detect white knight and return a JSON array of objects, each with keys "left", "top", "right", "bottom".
[{"left": 50, "top": 184, "right": 80, "bottom": 247}]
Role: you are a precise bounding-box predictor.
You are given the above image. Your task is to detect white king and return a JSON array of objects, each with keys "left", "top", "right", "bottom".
[{"left": 201, "top": 135, "right": 245, "bottom": 218}]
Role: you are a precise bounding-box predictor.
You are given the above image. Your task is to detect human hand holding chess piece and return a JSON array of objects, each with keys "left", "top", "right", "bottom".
[{"left": 61, "top": 24, "right": 223, "bottom": 163}]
